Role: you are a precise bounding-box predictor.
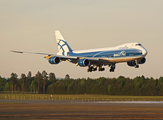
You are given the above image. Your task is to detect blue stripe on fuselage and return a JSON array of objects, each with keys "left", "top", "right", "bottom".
[{"left": 67, "top": 49, "right": 142, "bottom": 58}]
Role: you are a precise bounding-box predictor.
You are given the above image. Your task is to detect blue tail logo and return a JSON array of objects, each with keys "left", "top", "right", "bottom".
[{"left": 55, "top": 30, "right": 73, "bottom": 55}]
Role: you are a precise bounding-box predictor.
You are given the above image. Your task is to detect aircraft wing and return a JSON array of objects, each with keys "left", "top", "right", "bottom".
[
  {"left": 10, "top": 50, "right": 108, "bottom": 61},
  {"left": 10, "top": 50, "right": 78, "bottom": 59},
  {"left": 11, "top": 50, "right": 54, "bottom": 56}
]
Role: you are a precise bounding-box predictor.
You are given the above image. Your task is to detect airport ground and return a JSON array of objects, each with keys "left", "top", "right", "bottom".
[
  {"left": 1, "top": 94, "right": 163, "bottom": 119},
  {"left": 1, "top": 93, "right": 163, "bottom": 101},
  {"left": 1, "top": 99, "right": 163, "bottom": 119}
]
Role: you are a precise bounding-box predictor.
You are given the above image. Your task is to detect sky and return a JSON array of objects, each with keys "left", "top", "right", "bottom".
[{"left": 0, "top": 0, "right": 163, "bottom": 79}]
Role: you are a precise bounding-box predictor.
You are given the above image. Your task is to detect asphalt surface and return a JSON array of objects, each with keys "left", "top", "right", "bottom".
[
  {"left": 1, "top": 99, "right": 163, "bottom": 106},
  {"left": 1, "top": 100, "right": 163, "bottom": 120}
]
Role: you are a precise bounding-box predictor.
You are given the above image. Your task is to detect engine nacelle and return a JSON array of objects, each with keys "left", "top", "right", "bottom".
[
  {"left": 138, "top": 58, "right": 146, "bottom": 64},
  {"left": 127, "top": 61, "right": 136, "bottom": 67},
  {"left": 127, "top": 58, "right": 146, "bottom": 67},
  {"left": 48, "top": 56, "right": 60, "bottom": 64},
  {"left": 78, "top": 59, "right": 90, "bottom": 67}
]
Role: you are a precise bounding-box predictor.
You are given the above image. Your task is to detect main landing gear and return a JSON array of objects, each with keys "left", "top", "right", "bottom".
[
  {"left": 87, "top": 66, "right": 97, "bottom": 72},
  {"left": 87, "top": 66, "right": 105, "bottom": 72},
  {"left": 98, "top": 66, "right": 105, "bottom": 71},
  {"left": 87, "top": 64, "right": 116, "bottom": 72},
  {"left": 109, "top": 64, "right": 115, "bottom": 72}
]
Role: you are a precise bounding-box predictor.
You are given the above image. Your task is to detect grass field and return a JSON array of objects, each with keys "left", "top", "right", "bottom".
[{"left": 1, "top": 93, "right": 163, "bottom": 101}]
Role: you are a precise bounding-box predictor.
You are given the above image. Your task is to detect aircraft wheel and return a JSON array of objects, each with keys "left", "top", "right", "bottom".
[
  {"left": 110, "top": 68, "right": 115, "bottom": 72},
  {"left": 99, "top": 68, "right": 105, "bottom": 71},
  {"left": 109, "top": 64, "right": 115, "bottom": 72},
  {"left": 110, "top": 69, "right": 114, "bottom": 72},
  {"left": 98, "top": 67, "right": 101, "bottom": 71},
  {"left": 94, "top": 68, "right": 97, "bottom": 71},
  {"left": 92, "top": 67, "right": 95, "bottom": 71},
  {"left": 135, "top": 65, "right": 139, "bottom": 68}
]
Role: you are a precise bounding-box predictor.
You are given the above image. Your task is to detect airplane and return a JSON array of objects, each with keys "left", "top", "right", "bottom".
[{"left": 11, "top": 30, "right": 148, "bottom": 72}]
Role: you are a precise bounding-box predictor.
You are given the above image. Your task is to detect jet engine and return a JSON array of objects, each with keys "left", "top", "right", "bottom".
[
  {"left": 138, "top": 58, "right": 146, "bottom": 64},
  {"left": 48, "top": 56, "right": 60, "bottom": 64},
  {"left": 127, "top": 61, "right": 136, "bottom": 67},
  {"left": 78, "top": 59, "right": 90, "bottom": 67},
  {"left": 127, "top": 58, "right": 146, "bottom": 67}
]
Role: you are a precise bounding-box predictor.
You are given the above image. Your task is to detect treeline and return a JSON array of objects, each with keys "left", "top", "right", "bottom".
[
  {"left": 0, "top": 71, "right": 163, "bottom": 96},
  {"left": 0, "top": 71, "right": 68, "bottom": 94}
]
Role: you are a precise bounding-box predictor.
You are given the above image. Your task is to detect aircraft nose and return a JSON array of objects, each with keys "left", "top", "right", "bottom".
[{"left": 142, "top": 49, "right": 148, "bottom": 56}]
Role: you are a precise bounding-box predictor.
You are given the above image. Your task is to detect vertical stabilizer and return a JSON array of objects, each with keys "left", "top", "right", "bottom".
[{"left": 55, "top": 30, "right": 72, "bottom": 55}]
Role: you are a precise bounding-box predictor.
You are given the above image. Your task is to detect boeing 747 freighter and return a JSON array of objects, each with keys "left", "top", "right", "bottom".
[{"left": 12, "top": 30, "right": 148, "bottom": 72}]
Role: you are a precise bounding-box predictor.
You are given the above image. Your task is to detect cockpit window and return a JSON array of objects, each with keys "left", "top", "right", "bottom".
[{"left": 135, "top": 44, "right": 141, "bottom": 46}]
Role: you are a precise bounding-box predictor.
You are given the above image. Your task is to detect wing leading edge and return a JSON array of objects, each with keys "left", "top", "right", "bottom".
[{"left": 10, "top": 50, "right": 108, "bottom": 61}]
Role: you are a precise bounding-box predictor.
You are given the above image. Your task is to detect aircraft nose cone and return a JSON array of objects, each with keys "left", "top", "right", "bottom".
[{"left": 142, "top": 49, "right": 148, "bottom": 56}]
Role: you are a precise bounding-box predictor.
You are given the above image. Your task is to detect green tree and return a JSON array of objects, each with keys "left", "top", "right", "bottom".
[
  {"left": 14, "top": 79, "right": 21, "bottom": 91},
  {"left": 27, "top": 71, "right": 32, "bottom": 92},
  {"left": 42, "top": 70, "right": 48, "bottom": 94},
  {"left": 35, "top": 71, "right": 42, "bottom": 94},
  {"left": 10, "top": 73, "right": 17, "bottom": 93},
  {"left": 49, "top": 73, "right": 56, "bottom": 81},
  {"left": 67, "top": 82, "right": 74, "bottom": 94},
  {"left": 65, "top": 74, "right": 70, "bottom": 79},
  {"left": 4, "top": 82, "right": 10, "bottom": 91},
  {"left": 107, "top": 85, "right": 112, "bottom": 94},
  {"left": 30, "top": 80, "right": 38, "bottom": 94},
  {"left": 21, "top": 73, "right": 26, "bottom": 93},
  {"left": 0, "top": 78, "right": 7, "bottom": 91}
]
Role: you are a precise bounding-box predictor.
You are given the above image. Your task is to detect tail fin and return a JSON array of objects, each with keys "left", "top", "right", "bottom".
[{"left": 55, "top": 30, "right": 73, "bottom": 55}]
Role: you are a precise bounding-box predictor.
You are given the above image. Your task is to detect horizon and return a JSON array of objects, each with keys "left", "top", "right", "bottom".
[{"left": 1, "top": 72, "right": 161, "bottom": 80}]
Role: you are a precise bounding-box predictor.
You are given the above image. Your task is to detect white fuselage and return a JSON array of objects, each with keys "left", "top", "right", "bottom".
[{"left": 67, "top": 42, "right": 147, "bottom": 63}]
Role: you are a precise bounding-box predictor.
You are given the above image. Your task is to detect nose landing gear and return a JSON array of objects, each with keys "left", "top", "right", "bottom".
[{"left": 134, "top": 60, "right": 139, "bottom": 68}]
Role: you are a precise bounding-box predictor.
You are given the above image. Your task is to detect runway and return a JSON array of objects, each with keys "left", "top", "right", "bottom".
[
  {"left": 1, "top": 99, "right": 163, "bottom": 106},
  {"left": 1, "top": 100, "right": 163, "bottom": 119},
  {"left": 93, "top": 101, "right": 163, "bottom": 104}
]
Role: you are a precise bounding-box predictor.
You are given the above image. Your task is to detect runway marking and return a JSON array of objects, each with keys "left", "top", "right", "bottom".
[{"left": 83, "top": 101, "right": 163, "bottom": 104}]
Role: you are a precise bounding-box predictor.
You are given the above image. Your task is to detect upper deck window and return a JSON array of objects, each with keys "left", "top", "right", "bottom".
[{"left": 135, "top": 44, "right": 141, "bottom": 46}]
